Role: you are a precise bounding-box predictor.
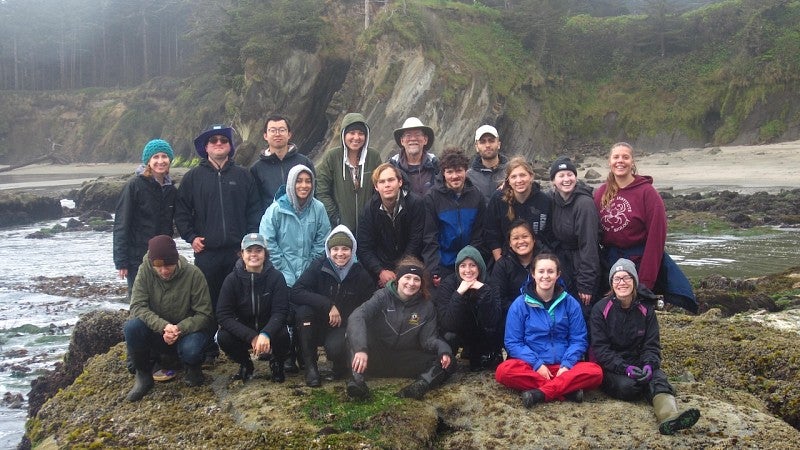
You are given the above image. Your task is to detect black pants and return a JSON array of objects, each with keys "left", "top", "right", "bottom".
[
  {"left": 601, "top": 368, "right": 674, "bottom": 403},
  {"left": 194, "top": 246, "right": 239, "bottom": 313},
  {"left": 294, "top": 304, "right": 347, "bottom": 369},
  {"left": 217, "top": 326, "right": 290, "bottom": 367}
]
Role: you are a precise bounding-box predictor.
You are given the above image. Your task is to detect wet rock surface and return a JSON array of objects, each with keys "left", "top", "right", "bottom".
[
  {"left": 0, "top": 192, "right": 62, "bottom": 228},
  {"left": 21, "top": 268, "right": 800, "bottom": 449}
]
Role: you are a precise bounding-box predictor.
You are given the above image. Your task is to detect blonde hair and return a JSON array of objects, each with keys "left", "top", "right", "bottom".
[
  {"left": 502, "top": 156, "right": 535, "bottom": 221},
  {"left": 600, "top": 142, "right": 636, "bottom": 209}
]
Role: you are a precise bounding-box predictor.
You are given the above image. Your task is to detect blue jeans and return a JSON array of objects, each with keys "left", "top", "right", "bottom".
[{"left": 123, "top": 318, "right": 209, "bottom": 366}]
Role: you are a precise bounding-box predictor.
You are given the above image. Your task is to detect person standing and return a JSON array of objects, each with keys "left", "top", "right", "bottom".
[
  {"left": 549, "top": 156, "right": 600, "bottom": 313},
  {"left": 422, "top": 147, "right": 487, "bottom": 284},
  {"left": 123, "top": 235, "right": 213, "bottom": 401},
  {"left": 216, "top": 233, "right": 290, "bottom": 383},
  {"left": 249, "top": 114, "right": 314, "bottom": 213},
  {"left": 357, "top": 163, "right": 425, "bottom": 287},
  {"left": 113, "top": 139, "right": 177, "bottom": 295},
  {"left": 175, "top": 124, "right": 262, "bottom": 316},
  {"left": 389, "top": 117, "right": 439, "bottom": 197},
  {"left": 485, "top": 157, "right": 557, "bottom": 261},
  {"left": 467, "top": 125, "right": 508, "bottom": 201},
  {"left": 591, "top": 259, "right": 701, "bottom": 434},
  {"left": 593, "top": 142, "right": 697, "bottom": 312},
  {"left": 316, "top": 113, "right": 382, "bottom": 233}
]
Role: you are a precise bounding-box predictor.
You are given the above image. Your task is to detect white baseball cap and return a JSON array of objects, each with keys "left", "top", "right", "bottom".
[{"left": 475, "top": 125, "right": 499, "bottom": 141}]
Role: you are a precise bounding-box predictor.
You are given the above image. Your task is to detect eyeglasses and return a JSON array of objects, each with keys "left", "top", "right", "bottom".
[
  {"left": 401, "top": 131, "right": 425, "bottom": 139},
  {"left": 267, "top": 128, "right": 288, "bottom": 135},
  {"left": 208, "top": 136, "right": 229, "bottom": 144},
  {"left": 611, "top": 275, "right": 633, "bottom": 285}
]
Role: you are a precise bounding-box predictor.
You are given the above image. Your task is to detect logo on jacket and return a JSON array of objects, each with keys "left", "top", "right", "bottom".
[
  {"left": 601, "top": 197, "right": 631, "bottom": 233},
  {"left": 409, "top": 312, "right": 420, "bottom": 326}
]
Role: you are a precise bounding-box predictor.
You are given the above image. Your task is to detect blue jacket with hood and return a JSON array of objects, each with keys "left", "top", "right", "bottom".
[
  {"left": 260, "top": 164, "right": 331, "bottom": 287},
  {"left": 504, "top": 282, "right": 588, "bottom": 371}
]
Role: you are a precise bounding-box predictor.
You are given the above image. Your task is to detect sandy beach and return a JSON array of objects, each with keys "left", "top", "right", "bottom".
[{"left": 1, "top": 140, "right": 798, "bottom": 194}]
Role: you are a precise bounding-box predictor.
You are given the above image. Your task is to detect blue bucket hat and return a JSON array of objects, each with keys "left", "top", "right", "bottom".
[{"left": 193, "top": 125, "right": 235, "bottom": 159}]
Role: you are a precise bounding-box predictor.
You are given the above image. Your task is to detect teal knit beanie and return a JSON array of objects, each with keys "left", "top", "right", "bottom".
[{"left": 141, "top": 139, "right": 174, "bottom": 164}]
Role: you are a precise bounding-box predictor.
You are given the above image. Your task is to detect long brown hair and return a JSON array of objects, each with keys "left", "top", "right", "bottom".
[
  {"left": 600, "top": 142, "right": 637, "bottom": 209},
  {"left": 502, "top": 157, "right": 535, "bottom": 221}
]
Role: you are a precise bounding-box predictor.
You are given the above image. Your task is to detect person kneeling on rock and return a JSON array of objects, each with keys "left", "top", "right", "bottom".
[
  {"left": 345, "top": 257, "right": 456, "bottom": 400},
  {"left": 123, "top": 235, "right": 214, "bottom": 402},
  {"left": 590, "top": 258, "right": 701, "bottom": 435}
]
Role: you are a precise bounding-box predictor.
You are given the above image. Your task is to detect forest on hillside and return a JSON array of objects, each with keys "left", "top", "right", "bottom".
[{"left": 0, "top": 0, "right": 771, "bottom": 92}]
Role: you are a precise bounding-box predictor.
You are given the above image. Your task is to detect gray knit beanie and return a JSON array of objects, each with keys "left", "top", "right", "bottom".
[{"left": 608, "top": 258, "right": 639, "bottom": 286}]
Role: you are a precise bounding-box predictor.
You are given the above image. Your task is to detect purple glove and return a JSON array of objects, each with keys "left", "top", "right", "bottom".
[
  {"left": 626, "top": 365, "right": 643, "bottom": 379},
  {"left": 637, "top": 365, "right": 653, "bottom": 383}
]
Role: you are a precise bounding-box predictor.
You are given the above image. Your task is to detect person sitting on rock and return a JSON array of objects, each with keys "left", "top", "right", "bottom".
[
  {"left": 495, "top": 253, "right": 603, "bottom": 407},
  {"left": 345, "top": 256, "right": 456, "bottom": 400},
  {"left": 123, "top": 235, "right": 213, "bottom": 401},
  {"left": 590, "top": 258, "right": 701, "bottom": 435},
  {"left": 216, "top": 233, "right": 290, "bottom": 383},
  {"left": 434, "top": 245, "right": 502, "bottom": 371},
  {"left": 291, "top": 225, "right": 375, "bottom": 387}
]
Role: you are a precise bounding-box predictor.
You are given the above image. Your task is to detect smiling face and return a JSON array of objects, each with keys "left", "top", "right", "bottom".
[
  {"left": 396, "top": 273, "right": 422, "bottom": 300},
  {"left": 400, "top": 129, "right": 428, "bottom": 160},
  {"left": 458, "top": 258, "right": 480, "bottom": 283},
  {"left": 533, "top": 257, "right": 560, "bottom": 293},
  {"left": 443, "top": 167, "right": 467, "bottom": 192},
  {"left": 509, "top": 225, "right": 535, "bottom": 258},
  {"left": 147, "top": 152, "right": 171, "bottom": 177},
  {"left": 243, "top": 245, "right": 266, "bottom": 272},
  {"left": 294, "top": 171, "right": 313, "bottom": 201},
  {"left": 329, "top": 245, "right": 352, "bottom": 268},
  {"left": 611, "top": 271, "right": 636, "bottom": 300},
  {"left": 608, "top": 144, "right": 635, "bottom": 181},
  {"left": 508, "top": 165, "right": 533, "bottom": 196},
  {"left": 344, "top": 130, "right": 365, "bottom": 152},
  {"left": 552, "top": 170, "right": 577, "bottom": 196}
]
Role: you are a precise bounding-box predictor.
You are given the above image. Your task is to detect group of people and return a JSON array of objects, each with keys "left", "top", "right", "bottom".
[{"left": 111, "top": 114, "right": 700, "bottom": 434}]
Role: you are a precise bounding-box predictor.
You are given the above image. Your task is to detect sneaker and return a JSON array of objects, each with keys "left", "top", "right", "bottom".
[
  {"left": 346, "top": 378, "right": 370, "bottom": 400},
  {"left": 396, "top": 379, "right": 430, "bottom": 400},
  {"left": 564, "top": 389, "right": 584, "bottom": 403},
  {"left": 521, "top": 389, "right": 545, "bottom": 408}
]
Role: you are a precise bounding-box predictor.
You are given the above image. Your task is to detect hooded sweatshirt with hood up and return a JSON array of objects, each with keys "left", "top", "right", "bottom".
[
  {"left": 260, "top": 164, "right": 331, "bottom": 287},
  {"left": 315, "top": 113, "right": 382, "bottom": 233}
]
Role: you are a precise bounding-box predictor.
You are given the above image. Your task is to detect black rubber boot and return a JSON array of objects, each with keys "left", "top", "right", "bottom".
[
  {"left": 522, "top": 389, "right": 545, "bottom": 408},
  {"left": 297, "top": 324, "right": 321, "bottom": 387},
  {"left": 346, "top": 371, "right": 370, "bottom": 400},
  {"left": 283, "top": 326, "right": 301, "bottom": 373},
  {"left": 126, "top": 352, "right": 154, "bottom": 402},
  {"left": 270, "top": 359, "right": 286, "bottom": 383},
  {"left": 184, "top": 364, "right": 204, "bottom": 387}
]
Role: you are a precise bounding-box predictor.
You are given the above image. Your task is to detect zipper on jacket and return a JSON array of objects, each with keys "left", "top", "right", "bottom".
[
  {"left": 217, "top": 170, "right": 227, "bottom": 242},
  {"left": 251, "top": 272, "right": 260, "bottom": 330}
]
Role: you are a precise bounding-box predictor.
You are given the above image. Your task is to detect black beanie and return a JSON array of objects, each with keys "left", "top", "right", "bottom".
[
  {"left": 549, "top": 157, "right": 578, "bottom": 180},
  {"left": 148, "top": 235, "right": 179, "bottom": 267}
]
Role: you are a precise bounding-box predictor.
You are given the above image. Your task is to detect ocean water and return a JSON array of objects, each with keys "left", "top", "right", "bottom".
[
  {"left": 0, "top": 217, "right": 192, "bottom": 449},
  {"left": 0, "top": 217, "right": 798, "bottom": 448}
]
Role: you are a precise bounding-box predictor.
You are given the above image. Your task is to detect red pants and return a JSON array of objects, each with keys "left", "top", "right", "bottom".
[{"left": 495, "top": 359, "right": 603, "bottom": 401}]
